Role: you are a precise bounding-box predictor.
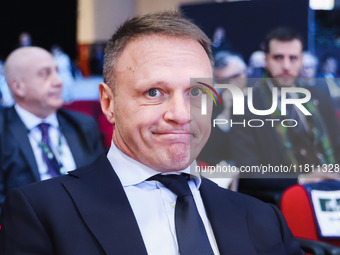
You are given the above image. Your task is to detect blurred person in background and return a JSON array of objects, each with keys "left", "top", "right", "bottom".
[
  {"left": 0, "top": 46, "right": 104, "bottom": 210},
  {"left": 229, "top": 27, "right": 340, "bottom": 204},
  {"left": 211, "top": 26, "right": 230, "bottom": 57},
  {"left": 0, "top": 60, "right": 14, "bottom": 107},
  {"left": 51, "top": 45, "right": 75, "bottom": 102},
  {"left": 212, "top": 51, "right": 247, "bottom": 131},
  {"left": 89, "top": 43, "right": 105, "bottom": 76},
  {"left": 18, "top": 32, "right": 32, "bottom": 47},
  {"left": 299, "top": 52, "right": 338, "bottom": 107},
  {"left": 247, "top": 50, "right": 265, "bottom": 79},
  {"left": 317, "top": 54, "right": 340, "bottom": 109},
  {"left": 199, "top": 51, "right": 247, "bottom": 190},
  {"left": 318, "top": 55, "right": 338, "bottom": 78},
  {"left": 300, "top": 51, "right": 318, "bottom": 86}
]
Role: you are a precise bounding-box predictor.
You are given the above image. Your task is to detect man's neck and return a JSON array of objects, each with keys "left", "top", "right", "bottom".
[{"left": 15, "top": 103, "right": 56, "bottom": 119}]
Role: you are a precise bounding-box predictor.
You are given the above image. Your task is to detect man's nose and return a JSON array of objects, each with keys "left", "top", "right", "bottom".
[
  {"left": 52, "top": 72, "right": 63, "bottom": 87},
  {"left": 282, "top": 57, "right": 291, "bottom": 70},
  {"left": 163, "top": 93, "right": 190, "bottom": 124}
]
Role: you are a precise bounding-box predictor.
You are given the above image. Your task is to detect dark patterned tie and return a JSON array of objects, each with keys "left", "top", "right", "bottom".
[
  {"left": 37, "top": 123, "right": 60, "bottom": 177},
  {"left": 149, "top": 174, "right": 214, "bottom": 255}
]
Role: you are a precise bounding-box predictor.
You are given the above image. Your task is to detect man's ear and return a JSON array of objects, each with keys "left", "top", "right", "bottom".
[
  {"left": 264, "top": 53, "right": 269, "bottom": 68},
  {"left": 99, "top": 82, "right": 115, "bottom": 124},
  {"left": 10, "top": 79, "right": 25, "bottom": 98}
]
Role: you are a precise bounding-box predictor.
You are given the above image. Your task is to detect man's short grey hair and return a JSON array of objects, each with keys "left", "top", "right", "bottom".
[
  {"left": 103, "top": 11, "right": 213, "bottom": 89},
  {"left": 214, "top": 51, "right": 247, "bottom": 72}
]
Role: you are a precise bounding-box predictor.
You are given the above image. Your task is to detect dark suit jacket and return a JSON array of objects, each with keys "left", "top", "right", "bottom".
[
  {"left": 198, "top": 106, "right": 234, "bottom": 166},
  {"left": 0, "top": 154, "right": 303, "bottom": 255},
  {"left": 229, "top": 84, "right": 340, "bottom": 192},
  {"left": 0, "top": 106, "right": 104, "bottom": 208}
]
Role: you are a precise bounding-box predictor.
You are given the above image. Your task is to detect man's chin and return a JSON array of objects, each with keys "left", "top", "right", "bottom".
[
  {"left": 274, "top": 78, "right": 296, "bottom": 87},
  {"left": 145, "top": 143, "right": 203, "bottom": 172},
  {"left": 49, "top": 99, "right": 64, "bottom": 109},
  {"left": 154, "top": 154, "right": 192, "bottom": 173}
]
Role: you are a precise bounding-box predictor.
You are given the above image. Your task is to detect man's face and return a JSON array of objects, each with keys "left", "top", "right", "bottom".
[
  {"left": 111, "top": 35, "right": 213, "bottom": 172},
  {"left": 214, "top": 61, "right": 247, "bottom": 91},
  {"left": 19, "top": 50, "right": 63, "bottom": 118},
  {"left": 323, "top": 58, "right": 338, "bottom": 75},
  {"left": 265, "top": 39, "right": 303, "bottom": 87},
  {"left": 301, "top": 54, "right": 317, "bottom": 79}
]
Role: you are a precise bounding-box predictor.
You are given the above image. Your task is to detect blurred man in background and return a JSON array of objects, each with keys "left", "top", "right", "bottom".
[
  {"left": 317, "top": 55, "right": 340, "bottom": 109},
  {"left": 199, "top": 51, "right": 247, "bottom": 190},
  {"left": 230, "top": 27, "right": 340, "bottom": 203},
  {"left": 0, "top": 46, "right": 104, "bottom": 210}
]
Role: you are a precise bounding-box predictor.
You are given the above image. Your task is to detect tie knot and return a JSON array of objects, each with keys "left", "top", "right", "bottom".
[
  {"left": 37, "top": 123, "right": 50, "bottom": 135},
  {"left": 149, "top": 174, "right": 192, "bottom": 197}
]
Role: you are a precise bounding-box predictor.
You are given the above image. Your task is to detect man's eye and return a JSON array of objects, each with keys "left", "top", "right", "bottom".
[
  {"left": 38, "top": 69, "right": 51, "bottom": 78},
  {"left": 274, "top": 55, "right": 283, "bottom": 61},
  {"left": 290, "top": 56, "right": 298, "bottom": 62},
  {"left": 147, "top": 88, "right": 160, "bottom": 97},
  {"left": 190, "top": 87, "right": 201, "bottom": 97}
]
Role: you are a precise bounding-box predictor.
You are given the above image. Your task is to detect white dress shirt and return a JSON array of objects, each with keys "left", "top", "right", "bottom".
[
  {"left": 107, "top": 142, "right": 220, "bottom": 255},
  {"left": 15, "top": 104, "right": 76, "bottom": 180}
]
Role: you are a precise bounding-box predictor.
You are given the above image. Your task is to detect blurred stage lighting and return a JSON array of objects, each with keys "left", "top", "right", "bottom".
[{"left": 310, "top": 0, "right": 334, "bottom": 10}]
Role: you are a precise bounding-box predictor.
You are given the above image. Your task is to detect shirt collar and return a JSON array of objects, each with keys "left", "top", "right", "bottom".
[
  {"left": 15, "top": 104, "right": 59, "bottom": 130},
  {"left": 106, "top": 142, "right": 201, "bottom": 188},
  {"left": 266, "top": 79, "right": 282, "bottom": 96}
]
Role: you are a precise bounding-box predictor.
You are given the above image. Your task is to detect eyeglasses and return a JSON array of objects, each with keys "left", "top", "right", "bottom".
[{"left": 214, "top": 71, "right": 244, "bottom": 84}]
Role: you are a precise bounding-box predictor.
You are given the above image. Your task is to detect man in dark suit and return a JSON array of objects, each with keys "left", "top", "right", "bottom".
[
  {"left": 229, "top": 27, "right": 340, "bottom": 202},
  {"left": 0, "top": 12, "right": 303, "bottom": 255},
  {"left": 199, "top": 51, "right": 248, "bottom": 167},
  {"left": 198, "top": 52, "right": 248, "bottom": 190},
  {"left": 0, "top": 47, "right": 104, "bottom": 209}
]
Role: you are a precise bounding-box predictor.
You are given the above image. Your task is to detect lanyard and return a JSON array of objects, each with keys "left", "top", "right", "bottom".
[{"left": 27, "top": 126, "right": 66, "bottom": 175}]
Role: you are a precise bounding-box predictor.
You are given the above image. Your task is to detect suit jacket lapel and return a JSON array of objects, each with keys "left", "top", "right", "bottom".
[
  {"left": 62, "top": 154, "right": 148, "bottom": 255},
  {"left": 254, "top": 87, "right": 287, "bottom": 162},
  {"left": 7, "top": 107, "right": 40, "bottom": 181},
  {"left": 57, "top": 112, "right": 84, "bottom": 167},
  {"left": 200, "top": 179, "right": 257, "bottom": 255}
]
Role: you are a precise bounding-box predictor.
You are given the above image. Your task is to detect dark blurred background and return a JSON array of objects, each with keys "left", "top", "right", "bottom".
[{"left": 0, "top": 0, "right": 77, "bottom": 60}]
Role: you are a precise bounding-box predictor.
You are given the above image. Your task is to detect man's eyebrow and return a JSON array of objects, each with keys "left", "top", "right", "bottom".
[
  {"left": 37, "top": 67, "right": 50, "bottom": 73},
  {"left": 137, "top": 80, "right": 167, "bottom": 87},
  {"left": 38, "top": 65, "right": 56, "bottom": 71},
  {"left": 135, "top": 80, "right": 169, "bottom": 91}
]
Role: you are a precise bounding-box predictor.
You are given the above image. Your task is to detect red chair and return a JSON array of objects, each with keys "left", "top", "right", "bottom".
[
  {"left": 63, "top": 100, "right": 112, "bottom": 148},
  {"left": 336, "top": 111, "right": 340, "bottom": 124},
  {"left": 281, "top": 184, "right": 340, "bottom": 248},
  {"left": 98, "top": 114, "right": 112, "bottom": 148},
  {"left": 63, "top": 100, "right": 103, "bottom": 119}
]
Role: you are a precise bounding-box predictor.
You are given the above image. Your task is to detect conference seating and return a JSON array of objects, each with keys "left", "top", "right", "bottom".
[
  {"left": 63, "top": 100, "right": 112, "bottom": 148},
  {"left": 281, "top": 182, "right": 340, "bottom": 254}
]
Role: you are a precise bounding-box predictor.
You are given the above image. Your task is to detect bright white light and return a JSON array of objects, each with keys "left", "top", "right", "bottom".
[{"left": 310, "top": 0, "right": 334, "bottom": 10}]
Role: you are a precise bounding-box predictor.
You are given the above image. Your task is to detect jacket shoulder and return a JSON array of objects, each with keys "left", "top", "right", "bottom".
[{"left": 57, "top": 108, "right": 98, "bottom": 124}]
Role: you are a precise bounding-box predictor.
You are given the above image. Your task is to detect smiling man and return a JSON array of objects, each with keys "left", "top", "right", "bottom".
[
  {"left": 0, "top": 13, "right": 303, "bottom": 255},
  {"left": 0, "top": 47, "right": 104, "bottom": 210}
]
